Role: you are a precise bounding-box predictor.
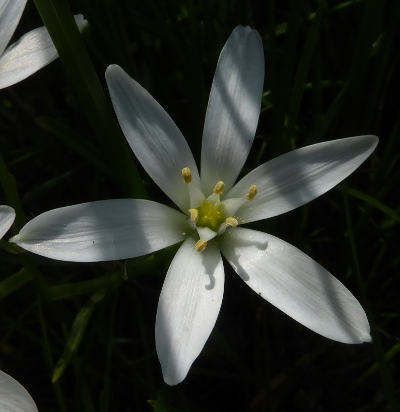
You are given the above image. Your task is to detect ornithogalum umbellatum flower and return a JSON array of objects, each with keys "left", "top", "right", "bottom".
[{"left": 11, "top": 26, "right": 378, "bottom": 385}]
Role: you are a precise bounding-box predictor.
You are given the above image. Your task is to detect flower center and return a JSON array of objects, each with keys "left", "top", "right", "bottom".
[
  {"left": 181, "top": 167, "right": 257, "bottom": 252},
  {"left": 196, "top": 200, "right": 226, "bottom": 231}
]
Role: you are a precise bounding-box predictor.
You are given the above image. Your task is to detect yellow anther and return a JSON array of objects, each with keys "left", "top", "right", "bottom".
[
  {"left": 225, "top": 217, "right": 238, "bottom": 227},
  {"left": 213, "top": 181, "right": 225, "bottom": 195},
  {"left": 182, "top": 167, "right": 192, "bottom": 184},
  {"left": 194, "top": 239, "right": 207, "bottom": 252},
  {"left": 189, "top": 208, "right": 198, "bottom": 223},
  {"left": 245, "top": 185, "right": 258, "bottom": 201}
]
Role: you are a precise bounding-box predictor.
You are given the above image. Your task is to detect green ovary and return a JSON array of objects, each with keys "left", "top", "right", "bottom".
[{"left": 196, "top": 200, "right": 226, "bottom": 232}]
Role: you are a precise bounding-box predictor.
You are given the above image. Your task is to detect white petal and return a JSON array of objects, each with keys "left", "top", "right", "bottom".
[
  {"left": 11, "top": 199, "right": 186, "bottom": 262},
  {"left": 0, "top": 370, "right": 38, "bottom": 412},
  {"left": 196, "top": 226, "right": 217, "bottom": 242},
  {"left": 201, "top": 26, "right": 264, "bottom": 195},
  {"left": 0, "top": 205, "right": 15, "bottom": 238},
  {"left": 221, "top": 228, "right": 371, "bottom": 343},
  {"left": 0, "top": 14, "right": 87, "bottom": 89},
  {"left": 156, "top": 238, "right": 224, "bottom": 385},
  {"left": 0, "top": 0, "right": 26, "bottom": 56},
  {"left": 105, "top": 65, "right": 201, "bottom": 212},
  {"left": 227, "top": 135, "right": 378, "bottom": 223}
]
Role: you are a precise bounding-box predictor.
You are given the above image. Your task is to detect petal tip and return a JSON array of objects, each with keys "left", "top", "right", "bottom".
[
  {"left": 232, "top": 24, "right": 262, "bottom": 42},
  {"left": 8, "top": 234, "right": 19, "bottom": 243},
  {"left": 354, "top": 134, "right": 379, "bottom": 150},
  {"left": 74, "top": 14, "right": 88, "bottom": 30},
  {"left": 163, "top": 372, "right": 185, "bottom": 386},
  {"left": 105, "top": 64, "right": 123, "bottom": 79},
  {"left": 359, "top": 328, "right": 372, "bottom": 344}
]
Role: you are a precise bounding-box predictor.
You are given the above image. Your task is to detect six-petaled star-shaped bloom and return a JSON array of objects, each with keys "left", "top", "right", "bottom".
[
  {"left": 0, "top": 206, "right": 38, "bottom": 412},
  {"left": 11, "top": 26, "right": 378, "bottom": 385},
  {"left": 0, "top": 0, "right": 86, "bottom": 89}
]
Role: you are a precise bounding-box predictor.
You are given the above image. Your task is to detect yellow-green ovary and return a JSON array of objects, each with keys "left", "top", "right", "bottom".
[{"left": 196, "top": 200, "right": 226, "bottom": 231}]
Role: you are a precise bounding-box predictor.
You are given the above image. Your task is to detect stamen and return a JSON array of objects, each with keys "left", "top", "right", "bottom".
[
  {"left": 182, "top": 167, "right": 192, "bottom": 184},
  {"left": 189, "top": 208, "right": 198, "bottom": 223},
  {"left": 194, "top": 239, "right": 207, "bottom": 252},
  {"left": 225, "top": 217, "right": 238, "bottom": 227},
  {"left": 213, "top": 181, "right": 225, "bottom": 195},
  {"left": 245, "top": 185, "right": 258, "bottom": 201}
]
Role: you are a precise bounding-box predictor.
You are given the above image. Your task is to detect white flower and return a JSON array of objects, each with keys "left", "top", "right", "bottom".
[
  {"left": 0, "top": 0, "right": 87, "bottom": 89},
  {"left": 11, "top": 26, "right": 378, "bottom": 386},
  {"left": 0, "top": 206, "right": 38, "bottom": 411}
]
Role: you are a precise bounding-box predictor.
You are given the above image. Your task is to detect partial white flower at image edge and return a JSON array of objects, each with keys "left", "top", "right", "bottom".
[
  {"left": 10, "top": 26, "right": 378, "bottom": 386},
  {"left": 0, "top": 206, "right": 38, "bottom": 411},
  {"left": 0, "top": 0, "right": 87, "bottom": 89}
]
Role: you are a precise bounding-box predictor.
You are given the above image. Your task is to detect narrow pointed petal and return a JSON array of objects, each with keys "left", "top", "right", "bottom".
[
  {"left": 201, "top": 26, "right": 264, "bottom": 195},
  {"left": 0, "top": 15, "right": 87, "bottom": 89},
  {"left": 227, "top": 135, "right": 378, "bottom": 223},
  {"left": 156, "top": 238, "right": 224, "bottom": 385},
  {"left": 221, "top": 228, "right": 371, "bottom": 343},
  {"left": 0, "top": 205, "right": 15, "bottom": 238},
  {"left": 106, "top": 65, "right": 200, "bottom": 212},
  {"left": 11, "top": 199, "right": 186, "bottom": 262},
  {"left": 0, "top": 370, "right": 38, "bottom": 412},
  {"left": 0, "top": 0, "right": 26, "bottom": 56}
]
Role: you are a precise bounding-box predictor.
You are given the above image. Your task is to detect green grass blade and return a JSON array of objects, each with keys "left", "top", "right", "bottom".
[
  {"left": 0, "top": 268, "right": 33, "bottom": 300},
  {"left": 52, "top": 288, "right": 108, "bottom": 383},
  {"left": 341, "top": 186, "right": 400, "bottom": 223},
  {"left": 33, "top": 0, "right": 146, "bottom": 198}
]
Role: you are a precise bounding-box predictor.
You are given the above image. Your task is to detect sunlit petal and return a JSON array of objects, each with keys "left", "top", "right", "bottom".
[
  {"left": 227, "top": 135, "right": 378, "bottom": 223},
  {"left": 11, "top": 199, "right": 186, "bottom": 262},
  {"left": 0, "top": 0, "right": 26, "bottom": 56},
  {"left": 106, "top": 64, "right": 201, "bottom": 212},
  {"left": 156, "top": 238, "right": 224, "bottom": 385},
  {"left": 0, "top": 14, "right": 87, "bottom": 89},
  {"left": 221, "top": 228, "right": 371, "bottom": 343},
  {"left": 201, "top": 25, "right": 264, "bottom": 195}
]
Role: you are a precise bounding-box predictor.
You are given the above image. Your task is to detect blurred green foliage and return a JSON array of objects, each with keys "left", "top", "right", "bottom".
[{"left": 0, "top": 0, "right": 399, "bottom": 411}]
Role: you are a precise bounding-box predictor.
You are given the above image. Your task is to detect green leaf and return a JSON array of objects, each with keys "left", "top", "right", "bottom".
[
  {"left": 36, "top": 116, "right": 111, "bottom": 176},
  {"left": 33, "top": 0, "right": 147, "bottom": 198},
  {"left": 341, "top": 186, "right": 400, "bottom": 223},
  {"left": 0, "top": 267, "right": 33, "bottom": 300},
  {"left": 52, "top": 288, "right": 108, "bottom": 383},
  {"left": 359, "top": 343, "right": 400, "bottom": 382},
  {"left": 46, "top": 273, "right": 120, "bottom": 301}
]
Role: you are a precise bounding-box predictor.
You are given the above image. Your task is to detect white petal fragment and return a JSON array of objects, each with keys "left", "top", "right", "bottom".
[
  {"left": 156, "top": 238, "right": 224, "bottom": 385},
  {"left": 201, "top": 25, "right": 265, "bottom": 195},
  {"left": 227, "top": 135, "right": 379, "bottom": 223},
  {"left": 221, "top": 228, "right": 371, "bottom": 343},
  {"left": 0, "top": 370, "right": 38, "bottom": 412},
  {"left": 0, "top": 205, "right": 15, "bottom": 238},
  {"left": 106, "top": 65, "right": 201, "bottom": 212},
  {"left": 0, "top": 0, "right": 26, "bottom": 56},
  {"left": 0, "top": 14, "right": 88, "bottom": 89},
  {"left": 11, "top": 199, "right": 186, "bottom": 262}
]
